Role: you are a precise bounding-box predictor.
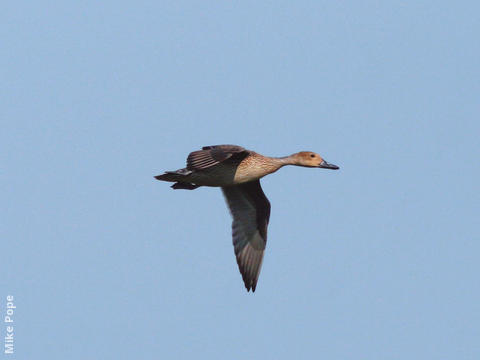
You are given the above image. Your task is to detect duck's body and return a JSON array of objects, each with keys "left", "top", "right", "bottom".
[
  {"left": 155, "top": 144, "right": 339, "bottom": 292},
  {"left": 158, "top": 145, "right": 286, "bottom": 187}
]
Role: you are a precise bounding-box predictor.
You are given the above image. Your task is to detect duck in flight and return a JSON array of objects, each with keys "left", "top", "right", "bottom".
[{"left": 155, "top": 145, "right": 339, "bottom": 292}]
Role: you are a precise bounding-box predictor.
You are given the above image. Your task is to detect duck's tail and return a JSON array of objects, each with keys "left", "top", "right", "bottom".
[
  {"left": 154, "top": 169, "right": 199, "bottom": 190},
  {"left": 154, "top": 172, "right": 179, "bottom": 182},
  {"left": 154, "top": 168, "right": 191, "bottom": 182}
]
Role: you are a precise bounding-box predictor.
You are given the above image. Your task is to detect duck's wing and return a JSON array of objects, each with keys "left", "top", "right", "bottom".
[
  {"left": 222, "top": 180, "right": 271, "bottom": 292},
  {"left": 187, "top": 145, "right": 248, "bottom": 171}
]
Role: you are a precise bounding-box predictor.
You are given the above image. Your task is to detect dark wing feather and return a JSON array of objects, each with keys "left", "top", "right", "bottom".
[
  {"left": 187, "top": 145, "right": 247, "bottom": 171},
  {"left": 222, "top": 180, "right": 271, "bottom": 292}
]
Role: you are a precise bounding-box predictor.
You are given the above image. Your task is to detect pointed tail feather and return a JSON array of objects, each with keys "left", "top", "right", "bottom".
[
  {"left": 154, "top": 168, "right": 192, "bottom": 182},
  {"left": 154, "top": 173, "right": 178, "bottom": 182}
]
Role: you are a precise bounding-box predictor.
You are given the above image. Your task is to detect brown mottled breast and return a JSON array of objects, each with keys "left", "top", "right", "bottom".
[{"left": 232, "top": 153, "right": 283, "bottom": 184}]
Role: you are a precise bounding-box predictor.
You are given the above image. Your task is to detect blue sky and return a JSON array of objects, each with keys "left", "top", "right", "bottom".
[{"left": 2, "top": 1, "right": 479, "bottom": 359}]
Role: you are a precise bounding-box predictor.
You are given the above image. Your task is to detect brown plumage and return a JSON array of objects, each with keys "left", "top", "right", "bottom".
[{"left": 155, "top": 144, "right": 339, "bottom": 292}]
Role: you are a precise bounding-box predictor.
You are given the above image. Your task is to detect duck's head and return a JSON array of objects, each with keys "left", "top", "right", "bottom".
[{"left": 292, "top": 151, "right": 339, "bottom": 169}]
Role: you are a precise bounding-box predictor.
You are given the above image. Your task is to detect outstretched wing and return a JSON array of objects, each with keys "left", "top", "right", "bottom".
[
  {"left": 187, "top": 145, "right": 248, "bottom": 171},
  {"left": 222, "top": 180, "right": 271, "bottom": 292}
]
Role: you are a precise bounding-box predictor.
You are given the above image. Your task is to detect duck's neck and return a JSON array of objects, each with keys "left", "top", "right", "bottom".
[
  {"left": 274, "top": 155, "right": 298, "bottom": 166},
  {"left": 248, "top": 153, "right": 298, "bottom": 177},
  {"left": 250, "top": 155, "right": 290, "bottom": 176}
]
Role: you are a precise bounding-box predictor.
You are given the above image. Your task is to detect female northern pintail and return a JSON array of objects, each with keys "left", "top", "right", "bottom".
[{"left": 155, "top": 145, "right": 339, "bottom": 292}]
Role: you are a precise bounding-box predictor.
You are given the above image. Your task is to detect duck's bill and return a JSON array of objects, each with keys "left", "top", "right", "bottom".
[{"left": 319, "top": 160, "right": 339, "bottom": 170}]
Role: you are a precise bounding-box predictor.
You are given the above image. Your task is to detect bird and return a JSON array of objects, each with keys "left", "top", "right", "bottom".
[{"left": 155, "top": 144, "right": 339, "bottom": 292}]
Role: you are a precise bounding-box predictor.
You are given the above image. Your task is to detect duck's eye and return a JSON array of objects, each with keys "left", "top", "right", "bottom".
[{"left": 310, "top": 154, "right": 315, "bottom": 158}]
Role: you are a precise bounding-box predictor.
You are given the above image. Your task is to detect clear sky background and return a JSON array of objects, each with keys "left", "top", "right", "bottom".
[{"left": 2, "top": 1, "right": 479, "bottom": 359}]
